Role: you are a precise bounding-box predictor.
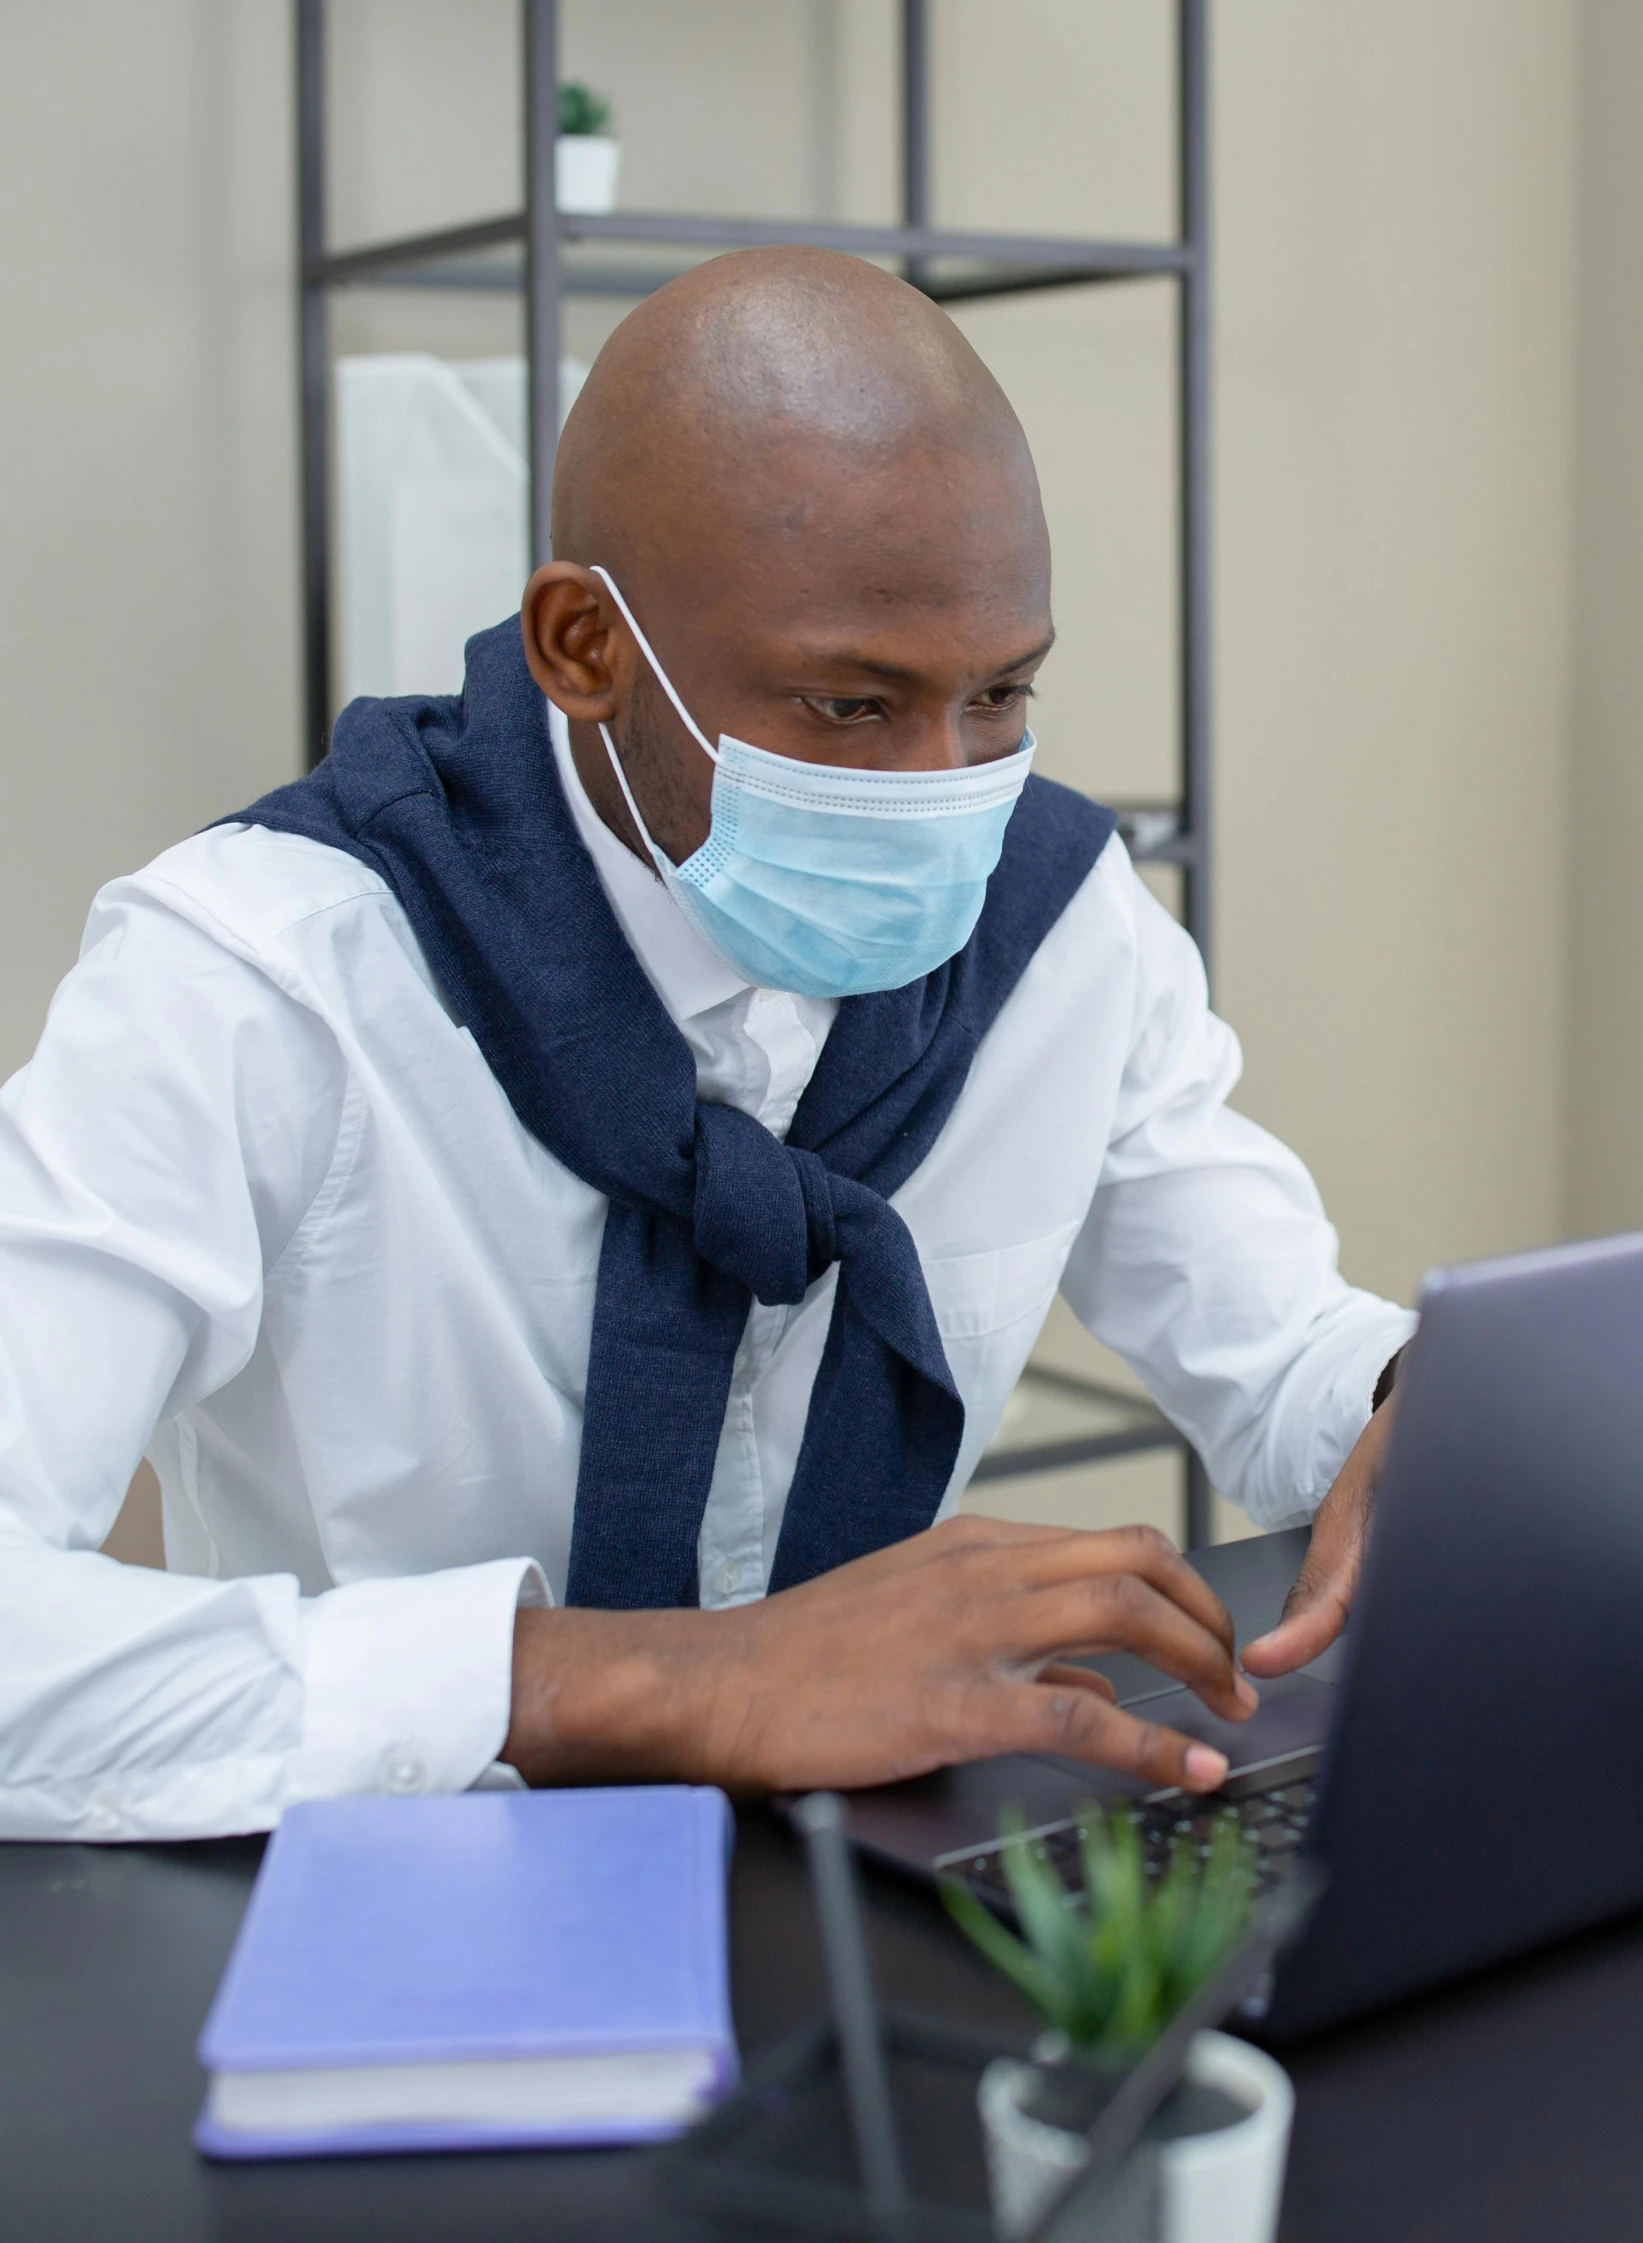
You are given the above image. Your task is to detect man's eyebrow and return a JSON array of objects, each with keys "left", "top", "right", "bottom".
[{"left": 796, "top": 630, "right": 1057, "bottom": 685}]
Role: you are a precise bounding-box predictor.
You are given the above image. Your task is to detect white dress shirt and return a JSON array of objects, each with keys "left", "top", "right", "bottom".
[{"left": 0, "top": 702, "right": 1413, "bottom": 1841}]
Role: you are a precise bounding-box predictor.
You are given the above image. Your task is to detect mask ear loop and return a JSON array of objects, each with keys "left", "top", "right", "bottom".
[
  {"left": 590, "top": 565, "right": 720, "bottom": 763},
  {"left": 588, "top": 565, "right": 719, "bottom": 881},
  {"left": 596, "top": 716, "right": 676, "bottom": 881}
]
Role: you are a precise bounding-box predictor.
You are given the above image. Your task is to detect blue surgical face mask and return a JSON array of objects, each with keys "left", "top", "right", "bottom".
[{"left": 589, "top": 566, "right": 1036, "bottom": 999}]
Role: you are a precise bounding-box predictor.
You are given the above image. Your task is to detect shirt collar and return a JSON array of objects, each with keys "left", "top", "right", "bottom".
[{"left": 546, "top": 696, "right": 749, "bottom": 1024}]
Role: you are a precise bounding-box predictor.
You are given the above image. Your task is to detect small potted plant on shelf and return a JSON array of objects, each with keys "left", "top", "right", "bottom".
[
  {"left": 945, "top": 1806, "right": 1294, "bottom": 2243},
  {"left": 556, "top": 82, "right": 620, "bottom": 215}
]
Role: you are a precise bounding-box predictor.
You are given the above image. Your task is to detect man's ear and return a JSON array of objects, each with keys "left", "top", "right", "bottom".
[{"left": 519, "top": 563, "right": 631, "bottom": 719}]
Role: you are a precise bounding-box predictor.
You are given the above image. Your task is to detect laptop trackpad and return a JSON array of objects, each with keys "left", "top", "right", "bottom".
[{"left": 1033, "top": 1670, "right": 1334, "bottom": 1783}]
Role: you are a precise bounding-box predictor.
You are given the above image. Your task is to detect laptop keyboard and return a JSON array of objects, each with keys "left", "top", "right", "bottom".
[{"left": 937, "top": 1777, "right": 1317, "bottom": 1905}]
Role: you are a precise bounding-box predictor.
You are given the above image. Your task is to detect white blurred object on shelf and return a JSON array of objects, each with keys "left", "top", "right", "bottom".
[
  {"left": 337, "top": 353, "right": 588, "bottom": 703},
  {"left": 556, "top": 134, "right": 620, "bottom": 213}
]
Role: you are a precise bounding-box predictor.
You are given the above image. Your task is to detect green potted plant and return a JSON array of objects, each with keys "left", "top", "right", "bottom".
[
  {"left": 945, "top": 1806, "right": 1293, "bottom": 2243},
  {"left": 556, "top": 82, "right": 619, "bottom": 215}
]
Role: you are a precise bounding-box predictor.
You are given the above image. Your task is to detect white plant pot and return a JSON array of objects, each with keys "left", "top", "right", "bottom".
[
  {"left": 556, "top": 135, "right": 620, "bottom": 214},
  {"left": 977, "top": 2030, "right": 1293, "bottom": 2243}
]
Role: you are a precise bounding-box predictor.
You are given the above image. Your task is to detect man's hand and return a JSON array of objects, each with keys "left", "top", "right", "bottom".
[
  {"left": 503, "top": 1517, "right": 1258, "bottom": 1798},
  {"left": 1242, "top": 1395, "right": 1397, "bottom": 1678}
]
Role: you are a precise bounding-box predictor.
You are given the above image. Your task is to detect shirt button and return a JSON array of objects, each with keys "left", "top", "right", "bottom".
[
  {"left": 714, "top": 1561, "right": 740, "bottom": 1599},
  {"left": 84, "top": 1796, "right": 121, "bottom": 1838},
  {"left": 383, "top": 1749, "right": 427, "bottom": 1795}
]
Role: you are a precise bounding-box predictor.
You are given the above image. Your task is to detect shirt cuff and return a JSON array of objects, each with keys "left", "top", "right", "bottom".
[
  {"left": 288, "top": 1557, "right": 547, "bottom": 1807},
  {"left": 1371, "top": 1345, "right": 1407, "bottom": 1412},
  {"left": 1236, "top": 1302, "right": 1420, "bottom": 1530}
]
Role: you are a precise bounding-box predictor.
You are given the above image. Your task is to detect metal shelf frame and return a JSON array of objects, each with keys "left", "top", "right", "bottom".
[
  {"left": 293, "top": 0, "right": 1216, "bottom": 1545},
  {"left": 971, "top": 1364, "right": 1184, "bottom": 1485}
]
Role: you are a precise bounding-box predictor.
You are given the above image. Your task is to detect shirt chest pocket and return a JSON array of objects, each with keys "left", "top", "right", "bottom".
[{"left": 918, "top": 1221, "right": 1083, "bottom": 1343}]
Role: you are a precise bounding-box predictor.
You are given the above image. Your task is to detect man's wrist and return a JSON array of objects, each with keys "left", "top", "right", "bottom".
[{"left": 500, "top": 1606, "right": 746, "bottom": 1787}]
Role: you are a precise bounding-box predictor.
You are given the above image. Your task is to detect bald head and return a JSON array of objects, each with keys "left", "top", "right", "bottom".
[
  {"left": 522, "top": 247, "right": 1054, "bottom": 874},
  {"left": 552, "top": 246, "right": 1036, "bottom": 570}
]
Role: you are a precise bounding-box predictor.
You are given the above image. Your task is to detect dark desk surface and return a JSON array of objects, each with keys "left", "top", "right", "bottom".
[{"left": 7, "top": 1527, "right": 1643, "bottom": 2243}]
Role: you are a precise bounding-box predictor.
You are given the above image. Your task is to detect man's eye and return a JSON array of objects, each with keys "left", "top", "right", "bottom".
[
  {"left": 800, "top": 697, "right": 883, "bottom": 725},
  {"left": 973, "top": 684, "right": 1033, "bottom": 712}
]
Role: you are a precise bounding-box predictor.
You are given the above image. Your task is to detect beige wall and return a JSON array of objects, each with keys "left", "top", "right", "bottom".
[
  {"left": 0, "top": 2, "right": 1615, "bottom": 1555},
  {"left": 0, "top": 2, "right": 300, "bottom": 1079},
  {"left": 1215, "top": 1, "right": 1577, "bottom": 1307},
  {"left": 1569, "top": 0, "right": 1643, "bottom": 1239}
]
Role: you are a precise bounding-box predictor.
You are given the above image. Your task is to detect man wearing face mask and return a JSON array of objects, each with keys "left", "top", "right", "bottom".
[{"left": 0, "top": 249, "right": 1410, "bottom": 1842}]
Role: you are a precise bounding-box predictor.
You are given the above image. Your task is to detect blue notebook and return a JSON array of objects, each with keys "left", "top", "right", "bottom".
[{"left": 194, "top": 1786, "right": 736, "bottom": 2160}]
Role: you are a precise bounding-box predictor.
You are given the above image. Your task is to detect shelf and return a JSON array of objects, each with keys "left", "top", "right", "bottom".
[
  {"left": 971, "top": 1363, "right": 1183, "bottom": 1484},
  {"left": 311, "top": 207, "right": 1193, "bottom": 303},
  {"left": 1112, "top": 804, "right": 1200, "bottom": 867},
  {"left": 296, "top": 0, "right": 1217, "bottom": 1549}
]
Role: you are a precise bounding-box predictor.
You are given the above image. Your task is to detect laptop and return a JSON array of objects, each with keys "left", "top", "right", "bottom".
[{"left": 841, "top": 1230, "right": 1643, "bottom": 2041}]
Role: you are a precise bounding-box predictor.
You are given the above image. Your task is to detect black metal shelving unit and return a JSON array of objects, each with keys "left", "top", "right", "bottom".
[{"left": 294, "top": 0, "right": 1217, "bottom": 1546}]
